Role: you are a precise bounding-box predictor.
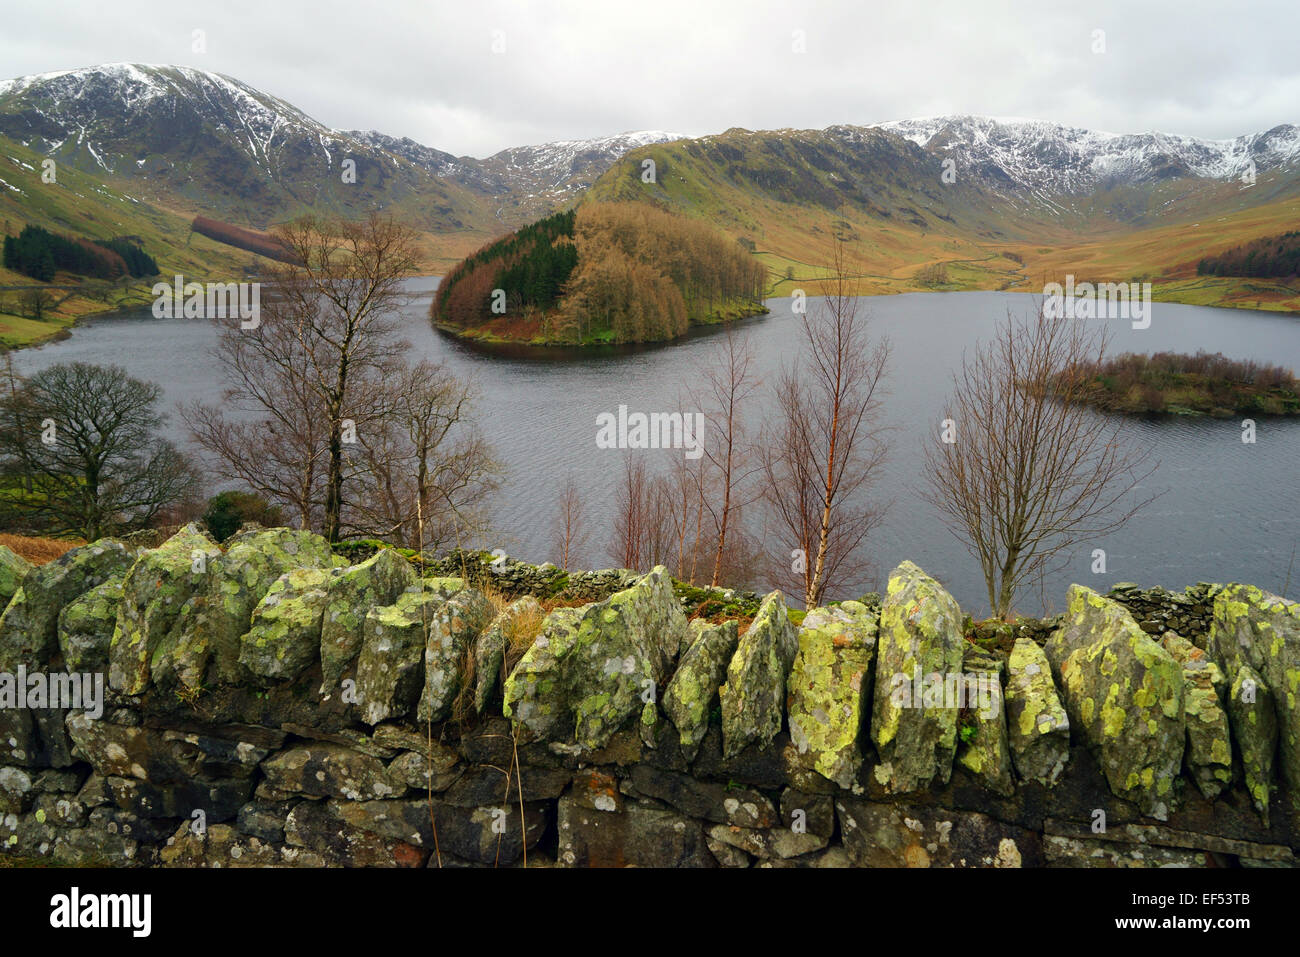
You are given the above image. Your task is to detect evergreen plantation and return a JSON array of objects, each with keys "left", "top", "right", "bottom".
[
  {"left": 1198, "top": 231, "right": 1300, "bottom": 279},
  {"left": 2, "top": 224, "right": 159, "bottom": 282}
]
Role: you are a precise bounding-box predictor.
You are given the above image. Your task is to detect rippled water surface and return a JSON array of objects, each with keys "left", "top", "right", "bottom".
[{"left": 18, "top": 281, "right": 1300, "bottom": 615}]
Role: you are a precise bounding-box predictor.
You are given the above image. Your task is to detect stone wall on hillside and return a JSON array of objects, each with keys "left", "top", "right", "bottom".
[{"left": 0, "top": 527, "right": 1295, "bottom": 868}]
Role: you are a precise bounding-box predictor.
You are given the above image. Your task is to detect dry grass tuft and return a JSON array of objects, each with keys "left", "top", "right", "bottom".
[
  {"left": 501, "top": 601, "right": 547, "bottom": 677},
  {"left": 0, "top": 533, "right": 83, "bottom": 565}
]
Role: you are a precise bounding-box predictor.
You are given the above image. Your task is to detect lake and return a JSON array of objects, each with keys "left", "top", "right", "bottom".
[{"left": 16, "top": 280, "right": 1300, "bottom": 616}]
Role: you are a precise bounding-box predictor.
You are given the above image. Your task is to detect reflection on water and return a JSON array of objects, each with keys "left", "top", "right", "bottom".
[{"left": 17, "top": 282, "right": 1300, "bottom": 615}]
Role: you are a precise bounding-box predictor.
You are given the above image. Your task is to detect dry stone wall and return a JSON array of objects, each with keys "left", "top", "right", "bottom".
[{"left": 0, "top": 526, "right": 1296, "bottom": 868}]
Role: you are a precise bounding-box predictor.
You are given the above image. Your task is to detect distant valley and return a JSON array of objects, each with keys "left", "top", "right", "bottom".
[{"left": 1, "top": 62, "right": 1299, "bottom": 348}]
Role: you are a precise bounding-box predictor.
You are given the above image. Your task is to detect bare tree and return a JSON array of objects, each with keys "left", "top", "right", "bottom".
[
  {"left": 648, "top": 466, "right": 688, "bottom": 575},
  {"left": 761, "top": 237, "right": 891, "bottom": 608},
  {"left": 183, "top": 338, "right": 330, "bottom": 530},
  {"left": 611, "top": 454, "right": 649, "bottom": 570},
  {"left": 187, "top": 214, "right": 496, "bottom": 544},
  {"left": 273, "top": 214, "right": 418, "bottom": 541},
  {"left": 922, "top": 304, "right": 1159, "bottom": 618},
  {"left": 20, "top": 288, "right": 55, "bottom": 322},
  {"left": 692, "top": 325, "right": 763, "bottom": 586},
  {"left": 349, "top": 360, "right": 500, "bottom": 550},
  {"left": 0, "top": 362, "right": 199, "bottom": 539},
  {"left": 552, "top": 476, "right": 588, "bottom": 570}
]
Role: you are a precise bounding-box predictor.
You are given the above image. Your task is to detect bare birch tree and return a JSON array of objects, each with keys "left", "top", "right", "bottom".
[
  {"left": 187, "top": 214, "right": 498, "bottom": 547},
  {"left": 349, "top": 360, "right": 500, "bottom": 550},
  {"left": 692, "top": 325, "right": 762, "bottom": 586},
  {"left": 761, "top": 238, "right": 891, "bottom": 608},
  {"left": 552, "top": 476, "right": 588, "bottom": 570},
  {"left": 611, "top": 454, "right": 650, "bottom": 570},
  {"left": 921, "top": 304, "right": 1159, "bottom": 618}
]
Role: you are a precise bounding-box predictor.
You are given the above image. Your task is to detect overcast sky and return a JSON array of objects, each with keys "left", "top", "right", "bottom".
[{"left": 1, "top": 0, "right": 1296, "bottom": 157}]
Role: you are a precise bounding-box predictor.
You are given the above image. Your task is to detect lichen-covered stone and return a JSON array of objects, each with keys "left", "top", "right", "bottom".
[
  {"left": 707, "top": 834, "right": 752, "bottom": 867},
  {"left": 160, "top": 823, "right": 284, "bottom": 867},
  {"left": 0, "top": 539, "right": 133, "bottom": 671},
  {"left": 706, "top": 822, "right": 827, "bottom": 860},
  {"left": 473, "top": 595, "right": 543, "bottom": 714},
  {"left": 663, "top": 619, "right": 739, "bottom": 762},
  {"left": 556, "top": 797, "right": 714, "bottom": 867},
  {"left": 108, "top": 526, "right": 220, "bottom": 695},
  {"left": 107, "top": 774, "right": 252, "bottom": 822},
  {"left": 625, "top": 764, "right": 775, "bottom": 825},
  {"left": 386, "top": 747, "right": 462, "bottom": 793},
  {"left": 503, "top": 566, "right": 688, "bottom": 752},
  {"left": 64, "top": 712, "right": 175, "bottom": 781},
  {"left": 160, "top": 526, "right": 339, "bottom": 690},
  {"left": 417, "top": 587, "right": 493, "bottom": 722},
  {"left": 870, "top": 561, "right": 965, "bottom": 794},
  {"left": 1208, "top": 584, "right": 1300, "bottom": 803},
  {"left": 1225, "top": 662, "right": 1277, "bottom": 823},
  {"left": 501, "top": 606, "right": 583, "bottom": 744},
  {"left": 1046, "top": 585, "right": 1185, "bottom": 819},
  {"left": 780, "top": 788, "right": 835, "bottom": 840},
  {"left": 0, "top": 545, "right": 32, "bottom": 610},
  {"left": 0, "top": 766, "right": 34, "bottom": 813},
  {"left": 320, "top": 548, "right": 419, "bottom": 693},
  {"left": 0, "top": 710, "right": 36, "bottom": 767},
  {"left": 837, "top": 799, "right": 1040, "bottom": 867},
  {"left": 355, "top": 590, "right": 447, "bottom": 725},
  {"left": 754, "top": 846, "right": 852, "bottom": 868},
  {"left": 720, "top": 590, "right": 797, "bottom": 759},
  {"left": 283, "top": 801, "right": 425, "bottom": 867},
  {"left": 786, "top": 601, "right": 877, "bottom": 788},
  {"left": 259, "top": 744, "right": 406, "bottom": 801},
  {"left": 335, "top": 798, "right": 547, "bottom": 865},
  {"left": 238, "top": 567, "right": 339, "bottom": 683},
  {"left": 1004, "top": 637, "right": 1070, "bottom": 787},
  {"left": 1042, "top": 835, "right": 1209, "bottom": 868},
  {"left": 1163, "top": 631, "right": 1233, "bottom": 799},
  {"left": 955, "top": 647, "right": 1014, "bottom": 797},
  {"left": 56, "top": 576, "right": 125, "bottom": 673}
]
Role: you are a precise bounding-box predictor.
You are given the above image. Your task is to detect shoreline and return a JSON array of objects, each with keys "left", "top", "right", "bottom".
[
  {"left": 13, "top": 274, "right": 1300, "bottom": 354},
  {"left": 1, "top": 297, "right": 150, "bottom": 351},
  {"left": 431, "top": 301, "right": 771, "bottom": 356}
]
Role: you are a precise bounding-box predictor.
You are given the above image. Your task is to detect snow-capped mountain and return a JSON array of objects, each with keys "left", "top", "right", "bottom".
[
  {"left": 349, "top": 127, "right": 684, "bottom": 210},
  {"left": 0, "top": 63, "right": 1295, "bottom": 236},
  {"left": 871, "top": 115, "right": 1300, "bottom": 193},
  {"left": 476, "top": 130, "right": 684, "bottom": 192},
  {"left": 0, "top": 63, "right": 685, "bottom": 228},
  {"left": 0, "top": 63, "right": 364, "bottom": 176},
  {"left": 0, "top": 63, "right": 450, "bottom": 227},
  {"left": 343, "top": 129, "right": 460, "bottom": 176}
]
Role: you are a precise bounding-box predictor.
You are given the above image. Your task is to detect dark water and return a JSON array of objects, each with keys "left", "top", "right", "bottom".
[{"left": 16, "top": 280, "right": 1300, "bottom": 616}]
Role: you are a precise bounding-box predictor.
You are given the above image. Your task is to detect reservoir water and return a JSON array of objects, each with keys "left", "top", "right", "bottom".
[{"left": 17, "top": 279, "right": 1300, "bottom": 616}]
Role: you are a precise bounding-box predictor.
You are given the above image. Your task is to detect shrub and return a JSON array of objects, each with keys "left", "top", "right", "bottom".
[{"left": 201, "top": 490, "right": 284, "bottom": 542}]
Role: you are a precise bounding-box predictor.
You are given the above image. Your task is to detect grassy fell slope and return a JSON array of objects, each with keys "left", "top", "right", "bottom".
[
  {"left": 586, "top": 128, "right": 1300, "bottom": 312},
  {"left": 0, "top": 133, "right": 271, "bottom": 345}
]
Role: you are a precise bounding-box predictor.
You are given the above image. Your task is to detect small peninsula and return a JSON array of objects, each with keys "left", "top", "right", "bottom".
[{"left": 430, "top": 202, "right": 768, "bottom": 347}]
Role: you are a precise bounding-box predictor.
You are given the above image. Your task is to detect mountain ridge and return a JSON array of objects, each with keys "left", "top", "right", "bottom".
[
  {"left": 4, "top": 63, "right": 1296, "bottom": 218},
  {"left": 2, "top": 62, "right": 1298, "bottom": 337}
]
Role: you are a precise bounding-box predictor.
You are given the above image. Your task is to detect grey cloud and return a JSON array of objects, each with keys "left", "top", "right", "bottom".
[{"left": 0, "top": 0, "right": 1294, "bottom": 156}]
